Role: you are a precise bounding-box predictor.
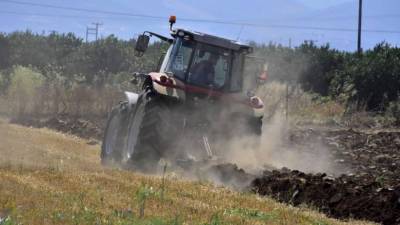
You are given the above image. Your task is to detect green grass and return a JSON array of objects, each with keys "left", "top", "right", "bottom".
[{"left": 224, "top": 208, "right": 277, "bottom": 222}]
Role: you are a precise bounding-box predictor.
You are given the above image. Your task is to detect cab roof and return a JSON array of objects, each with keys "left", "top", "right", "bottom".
[{"left": 171, "top": 28, "right": 252, "bottom": 52}]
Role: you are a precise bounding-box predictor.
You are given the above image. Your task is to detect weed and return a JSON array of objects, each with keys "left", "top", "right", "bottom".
[
  {"left": 206, "top": 214, "right": 223, "bottom": 225},
  {"left": 0, "top": 216, "right": 19, "bottom": 225},
  {"left": 74, "top": 207, "right": 97, "bottom": 224},
  {"left": 135, "top": 184, "right": 158, "bottom": 218},
  {"left": 160, "top": 162, "right": 168, "bottom": 201},
  {"left": 224, "top": 208, "right": 276, "bottom": 221},
  {"left": 313, "top": 221, "right": 330, "bottom": 225},
  {"left": 171, "top": 215, "right": 181, "bottom": 225}
]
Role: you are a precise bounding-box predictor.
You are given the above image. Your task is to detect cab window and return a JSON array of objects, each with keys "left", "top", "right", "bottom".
[
  {"left": 165, "top": 38, "right": 194, "bottom": 80},
  {"left": 188, "top": 44, "right": 230, "bottom": 89}
]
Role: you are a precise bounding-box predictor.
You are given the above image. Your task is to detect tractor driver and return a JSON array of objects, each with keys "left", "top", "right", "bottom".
[{"left": 189, "top": 53, "right": 219, "bottom": 87}]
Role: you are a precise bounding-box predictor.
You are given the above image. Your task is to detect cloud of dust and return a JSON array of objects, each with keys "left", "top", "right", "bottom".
[
  {"left": 223, "top": 45, "right": 345, "bottom": 175},
  {"left": 213, "top": 76, "right": 346, "bottom": 176},
  {"left": 159, "top": 80, "right": 345, "bottom": 189},
  {"left": 220, "top": 110, "right": 344, "bottom": 176}
]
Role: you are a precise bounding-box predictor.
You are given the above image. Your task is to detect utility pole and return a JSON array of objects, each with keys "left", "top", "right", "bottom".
[
  {"left": 357, "top": 0, "right": 363, "bottom": 54},
  {"left": 86, "top": 22, "right": 102, "bottom": 42},
  {"left": 92, "top": 22, "right": 102, "bottom": 41},
  {"left": 286, "top": 82, "right": 289, "bottom": 121},
  {"left": 288, "top": 38, "right": 292, "bottom": 48}
]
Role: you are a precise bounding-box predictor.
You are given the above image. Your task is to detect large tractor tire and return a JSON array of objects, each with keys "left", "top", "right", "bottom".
[
  {"left": 124, "top": 90, "right": 179, "bottom": 172},
  {"left": 101, "top": 102, "right": 130, "bottom": 166}
]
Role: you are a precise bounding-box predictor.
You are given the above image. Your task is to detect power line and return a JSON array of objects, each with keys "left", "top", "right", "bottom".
[
  {"left": 2, "top": 0, "right": 400, "bottom": 21},
  {"left": 2, "top": 9, "right": 399, "bottom": 26},
  {"left": 3, "top": 10, "right": 400, "bottom": 35},
  {"left": 0, "top": 0, "right": 166, "bottom": 19},
  {"left": 0, "top": 10, "right": 203, "bottom": 22},
  {"left": 274, "top": 14, "right": 400, "bottom": 22},
  {"left": 0, "top": 10, "right": 164, "bottom": 22},
  {"left": 1, "top": 0, "right": 400, "bottom": 34},
  {"left": 0, "top": 10, "right": 113, "bottom": 20},
  {"left": 1, "top": 9, "right": 398, "bottom": 24}
]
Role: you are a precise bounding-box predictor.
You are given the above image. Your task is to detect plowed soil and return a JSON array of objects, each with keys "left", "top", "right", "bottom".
[{"left": 251, "top": 128, "right": 400, "bottom": 225}]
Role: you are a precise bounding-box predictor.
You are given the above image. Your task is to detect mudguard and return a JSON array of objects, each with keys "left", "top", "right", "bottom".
[{"left": 124, "top": 91, "right": 139, "bottom": 108}]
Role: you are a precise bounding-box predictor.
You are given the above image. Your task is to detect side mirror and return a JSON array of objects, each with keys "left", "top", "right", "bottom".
[{"left": 135, "top": 34, "right": 150, "bottom": 55}]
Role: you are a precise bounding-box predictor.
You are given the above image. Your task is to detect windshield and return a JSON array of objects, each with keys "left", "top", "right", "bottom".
[
  {"left": 165, "top": 38, "right": 194, "bottom": 80},
  {"left": 188, "top": 43, "right": 230, "bottom": 89},
  {"left": 164, "top": 37, "right": 243, "bottom": 92}
]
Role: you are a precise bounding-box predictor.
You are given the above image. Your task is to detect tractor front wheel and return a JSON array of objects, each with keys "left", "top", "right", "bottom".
[{"left": 124, "top": 90, "right": 179, "bottom": 172}]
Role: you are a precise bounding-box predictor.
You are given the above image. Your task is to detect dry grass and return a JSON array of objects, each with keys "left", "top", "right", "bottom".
[
  {"left": 257, "top": 82, "right": 345, "bottom": 125},
  {"left": 0, "top": 120, "right": 376, "bottom": 225}
]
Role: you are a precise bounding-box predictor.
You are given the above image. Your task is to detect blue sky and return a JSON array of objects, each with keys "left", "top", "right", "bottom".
[{"left": 0, "top": 0, "right": 399, "bottom": 51}]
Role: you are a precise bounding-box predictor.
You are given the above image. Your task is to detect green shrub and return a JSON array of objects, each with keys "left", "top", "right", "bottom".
[{"left": 6, "top": 66, "right": 44, "bottom": 116}]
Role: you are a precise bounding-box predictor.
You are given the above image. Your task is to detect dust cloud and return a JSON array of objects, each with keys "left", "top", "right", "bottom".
[
  {"left": 220, "top": 113, "right": 342, "bottom": 176},
  {"left": 163, "top": 90, "right": 343, "bottom": 190},
  {"left": 153, "top": 80, "right": 344, "bottom": 189}
]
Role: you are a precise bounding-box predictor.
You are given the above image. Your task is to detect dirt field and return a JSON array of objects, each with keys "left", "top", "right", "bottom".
[
  {"left": 0, "top": 119, "right": 376, "bottom": 225},
  {"left": 250, "top": 128, "right": 400, "bottom": 225}
]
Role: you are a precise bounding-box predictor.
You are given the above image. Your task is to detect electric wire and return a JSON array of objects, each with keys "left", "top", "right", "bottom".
[{"left": 1, "top": 0, "right": 400, "bottom": 34}]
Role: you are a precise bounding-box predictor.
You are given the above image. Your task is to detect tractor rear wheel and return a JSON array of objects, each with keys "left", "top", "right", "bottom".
[
  {"left": 124, "top": 90, "right": 179, "bottom": 172},
  {"left": 101, "top": 102, "right": 130, "bottom": 166}
]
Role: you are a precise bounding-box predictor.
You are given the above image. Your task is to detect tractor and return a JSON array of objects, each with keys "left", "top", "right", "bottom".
[{"left": 101, "top": 16, "right": 266, "bottom": 171}]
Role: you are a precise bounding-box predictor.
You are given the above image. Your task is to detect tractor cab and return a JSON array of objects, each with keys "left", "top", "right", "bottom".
[
  {"left": 161, "top": 29, "right": 252, "bottom": 93},
  {"left": 135, "top": 18, "right": 253, "bottom": 95}
]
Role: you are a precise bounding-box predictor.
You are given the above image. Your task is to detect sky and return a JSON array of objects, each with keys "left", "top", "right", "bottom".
[{"left": 0, "top": 0, "right": 399, "bottom": 51}]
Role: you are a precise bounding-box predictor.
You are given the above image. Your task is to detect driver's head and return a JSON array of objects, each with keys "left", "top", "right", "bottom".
[{"left": 209, "top": 53, "right": 219, "bottom": 65}]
